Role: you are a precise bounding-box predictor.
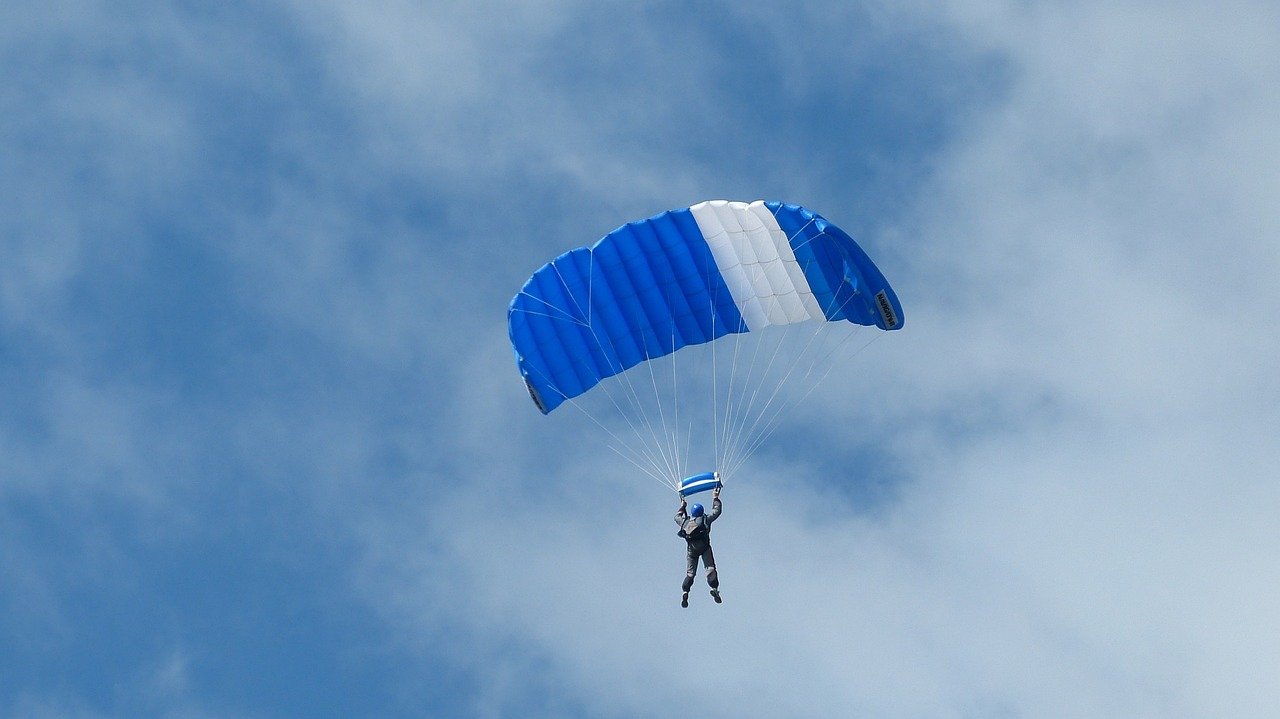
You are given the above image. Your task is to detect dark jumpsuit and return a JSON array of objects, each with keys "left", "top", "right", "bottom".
[{"left": 675, "top": 497, "right": 722, "bottom": 592}]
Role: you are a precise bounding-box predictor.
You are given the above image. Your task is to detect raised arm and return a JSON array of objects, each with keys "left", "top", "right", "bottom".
[
  {"left": 706, "top": 492, "right": 722, "bottom": 524},
  {"left": 674, "top": 497, "right": 688, "bottom": 525}
]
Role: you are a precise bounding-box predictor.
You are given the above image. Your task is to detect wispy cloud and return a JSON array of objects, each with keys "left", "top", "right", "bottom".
[
  {"left": 348, "top": 1, "right": 1280, "bottom": 716},
  {"left": 3, "top": 0, "right": 1277, "bottom": 716}
]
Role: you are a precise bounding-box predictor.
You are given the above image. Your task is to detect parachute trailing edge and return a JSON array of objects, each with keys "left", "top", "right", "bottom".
[{"left": 508, "top": 200, "right": 903, "bottom": 414}]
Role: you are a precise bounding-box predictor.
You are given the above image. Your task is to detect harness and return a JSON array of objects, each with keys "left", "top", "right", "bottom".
[{"left": 678, "top": 515, "right": 709, "bottom": 541}]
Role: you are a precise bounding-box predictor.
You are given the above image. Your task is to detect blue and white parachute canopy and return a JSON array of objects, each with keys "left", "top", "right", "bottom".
[{"left": 508, "top": 200, "right": 904, "bottom": 414}]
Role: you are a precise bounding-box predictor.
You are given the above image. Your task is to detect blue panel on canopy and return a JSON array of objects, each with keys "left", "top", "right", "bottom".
[{"left": 508, "top": 208, "right": 745, "bottom": 413}]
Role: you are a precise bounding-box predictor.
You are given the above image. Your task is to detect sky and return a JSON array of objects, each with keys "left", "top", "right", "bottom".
[{"left": 2, "top": 1, "right": 1279, "bottom": 717}]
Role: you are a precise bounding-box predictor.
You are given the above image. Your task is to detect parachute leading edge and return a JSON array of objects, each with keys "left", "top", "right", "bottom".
[{"left": 508, "top": 200, "right": 904, "bottom": 414}]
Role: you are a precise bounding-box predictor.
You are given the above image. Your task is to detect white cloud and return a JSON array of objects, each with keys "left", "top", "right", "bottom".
[
  {"left": 351, "top": 1, "right": 1280, "bottom": 716},
  {"left": 3, "top": 0, "right": 1277, "bottom": 715}
]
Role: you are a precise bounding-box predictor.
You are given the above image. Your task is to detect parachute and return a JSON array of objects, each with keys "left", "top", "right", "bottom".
[{"left": 508, "top": 200, "right": 902, "bottom": 488}]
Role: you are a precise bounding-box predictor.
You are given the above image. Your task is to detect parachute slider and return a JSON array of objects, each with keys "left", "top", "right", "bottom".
[{"left": 678, "top": 471, "right": 722, "bottom": 497}]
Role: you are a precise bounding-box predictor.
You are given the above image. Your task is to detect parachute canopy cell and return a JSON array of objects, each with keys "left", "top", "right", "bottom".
[{"left": 508, "top": 200, "right": 903, "bottom": 414}]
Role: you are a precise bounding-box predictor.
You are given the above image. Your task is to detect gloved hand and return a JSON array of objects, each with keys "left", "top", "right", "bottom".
[{"left": 713, "top": 487, "right": 720, "bottom": 499}]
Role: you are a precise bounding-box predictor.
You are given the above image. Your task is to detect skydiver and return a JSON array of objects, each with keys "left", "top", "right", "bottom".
[{"left": 676, "top": 486, "right": 722, "bottom": 608}]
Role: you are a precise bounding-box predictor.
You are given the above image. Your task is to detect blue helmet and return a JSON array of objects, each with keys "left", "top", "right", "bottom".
[{"left": 690, "top": 503, "right": 705, "bottom": 517}]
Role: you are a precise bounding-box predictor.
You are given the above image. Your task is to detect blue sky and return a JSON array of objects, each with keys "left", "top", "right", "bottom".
[{"left": 4, "top": 1, "right": 1279, "bottom": 717}]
